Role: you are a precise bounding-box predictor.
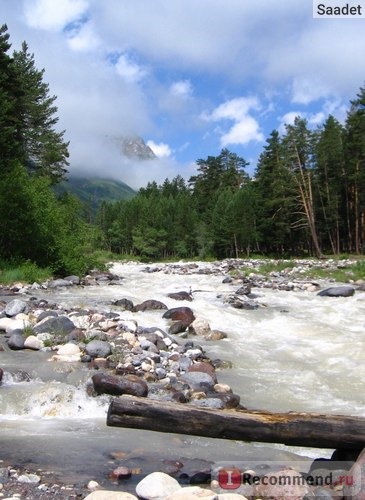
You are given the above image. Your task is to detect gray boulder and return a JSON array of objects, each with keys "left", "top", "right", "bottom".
[
  {"left": 317, "top": 286, "right": 355, "bottom": 297},
  {"left": 48, "top": 279, "right": 73, "bottom": 288},
  {"left": 85, "top": 340, "right": 112, "bottom": 358},
  {"left": 64, "top": 275, "right": 80, "bottom": 285},
  {"left": 7, "top": 333, "right": 25, "bottom": 350},
  {"left": 180, "top": 372, "right": 215, "bottom": 392},
  {"left": 5, "top": 299, "right": 28, "bottom": 317},
  {"left": 34, "top": 316, "right": 76, "bottom": 335}
]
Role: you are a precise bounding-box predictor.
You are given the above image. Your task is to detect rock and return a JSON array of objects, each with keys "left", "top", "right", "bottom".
[
  {"left": 188, "top": 362, "right": 217, "bottom": 382},
  {"left": 36, "top": 310, "right": 59, "bottom": 322},
  {"left": 255, "top": 468, "right": 310, "bottom": 499},
  {"left": 343, "top": 447, "right": 365, "bottom": 499},
  {"left": 317, "top": 286, "right": 355, "bottom": 297},
  {"left": 181, "top": 372, "right": 215, "bottom": 392},
  {"left": 64, "top": 275, "right": 80, "bottom": 285},
  {"left": 205, "top": 330, "right": 227, "bottom": 341},
  {"left": 235, "top": 285, "right": 251, "bottom": 296},
  {"left": 87, "top": 480, "right": 101, "bottom": 491},
  {"left": 24, "top": 335, "right": 44, "bottom": 350},
  {"left": 231, "top": 299, "right": 259, "bottom": 310},
  {"left": 112, "top": 298, "right": 134, "bottom": 311},
  {"left": 0, "top": 367, "right": 3, "bottom": 383},
  {"left": 133, "top": 300, "right": 168, "bottom": 312},
  {"left": 189, "top": 318, "right": 211, "bottom": 336},
  {"left": 84, "top": 492, "right": 138, "bottom": 500},
  {"left": 0, "top": 317, "right": 31, "bottom": 333},
  {"left": 48, "top": 278, "right": 73, "bottom": 288},
  {"left": 92, "top": 373, "right": 148, "bottom": 397},
  {"left": 214, "top": 383, "right": 232, "bottom": 394},
  {"left": 222, "top": 276, "right": 233, "bottom": 283},
  {"left": 207, "top": 392, "right": 240, "bottom": 408},
  {"left": 85, "top": 340, "right": 112, "bottom": 358},
  {"left": 165, "top": 486, "right": 217, "bottom": 499},
  {"left": 136, "top": 472, "right": 181, "bottom": 499},
  {"left": 51, "top": 343, "right": 82, "bottom": 362},
  {"left": 163, "top": 307, "right": 195, "bottom": 325},
  {"left": 169, "top": 321, "right": 189, "bottom": 335},
  {"left": 34, "top": 315, "right": 76, "bottom": 335},
  {"left": 5, "top": 299, "right": 28, "bottom": 317},
  {"left": 17, "top": 473, "right": 41, "bottom": 484},
  {"left": 7, "top": 332, "right": 25, "bottom": 350},
  {"left": 168, "top": 291, "right": 193, "bottom": 301},
  {"left": 110, "top": 466, "right": 132, "bottom": 480}
]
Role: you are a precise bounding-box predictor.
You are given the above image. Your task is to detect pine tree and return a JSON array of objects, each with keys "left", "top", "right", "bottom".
[{"left": 12, "top": 42, "right": 69, "bottom": 183}]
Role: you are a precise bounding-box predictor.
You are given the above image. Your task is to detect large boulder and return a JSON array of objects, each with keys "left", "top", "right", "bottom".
[
  {"left": 34, "top": 315, "right": 76, "bottom": 335},
  {"left": 112, "top": 298, "right": 134, "bottom": 311},
  {"left": 133, "top": 300, "right": 168, "bottom": 312},
  {"left": 7, "top": 332, "right": 25, "bottom": 350},
  {"left": 163, "top": 307, "right": 195, "bottom": 325},
  {"left": 5, "top": 299, "right": 28, "bottom": 317},
  {"left": 92, "top": 373, "right": 148, "bottom": 397},
  {"left": 317, "top": 286, "right": 355, "bottom": 297},
  {"left": 48, "top": 279, "right": 73, "bottom": 288}
]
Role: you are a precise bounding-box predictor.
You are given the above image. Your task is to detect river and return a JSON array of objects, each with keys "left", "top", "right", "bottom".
[{"left": 0, "top": 260, "right": 364, "bottom": 491}]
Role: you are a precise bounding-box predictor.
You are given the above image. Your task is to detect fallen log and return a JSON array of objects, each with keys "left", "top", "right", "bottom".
[{"left": 107, "top": 396, "right": 365, "bottom": 450}]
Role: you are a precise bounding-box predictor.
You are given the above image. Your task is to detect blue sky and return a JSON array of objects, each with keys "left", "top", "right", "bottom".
[{"left": 2, "top": 0, "right": 364, "bottom": 188}]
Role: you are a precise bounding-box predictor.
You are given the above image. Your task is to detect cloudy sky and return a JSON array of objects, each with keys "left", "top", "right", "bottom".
[{"left": 2, "top": 0, "right": 364, "bottom": 188}]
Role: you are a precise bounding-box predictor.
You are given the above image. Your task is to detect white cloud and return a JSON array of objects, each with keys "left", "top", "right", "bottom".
[
  {"left": 24, "top": 0, "right": 89, "bottom": 32},
  {"left": 291, "top": 78, "right": 332, "bottom": 105},
  {"left": 67, "top": 21, "right": 100, "bottom": 51},
  {"left": 278, "top": 111, "right": 303, "bottom": 134},
  {"left": 115, "top": 53, "right": 146, "bottom": 83},
  {"left": 170, "top": 80, "right": 193, "bottom": 98},
  {"left": 205, "top": 97, "right": 264, "bottom": 146},
  {"left": 147, "top": 140, "right": 172, "bottom": 158}
]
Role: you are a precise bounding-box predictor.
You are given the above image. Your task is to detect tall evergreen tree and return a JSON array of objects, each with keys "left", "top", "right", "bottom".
[{"left": 12, "top": 42, "right": 69, "bottom": 183}]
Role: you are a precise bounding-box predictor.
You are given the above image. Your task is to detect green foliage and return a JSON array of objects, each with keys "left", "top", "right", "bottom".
[{"left": 0, "top": 260, "right": 52, "bottom": 284}]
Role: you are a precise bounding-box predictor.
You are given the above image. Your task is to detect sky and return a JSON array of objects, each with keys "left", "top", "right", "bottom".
[{"left": 1, "top": 0, "right": 364, "bottom": 188}]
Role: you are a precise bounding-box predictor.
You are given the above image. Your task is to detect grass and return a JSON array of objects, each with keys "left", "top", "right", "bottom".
[{"left": 0, "top": 260, "right": 52, "bottom": 284}]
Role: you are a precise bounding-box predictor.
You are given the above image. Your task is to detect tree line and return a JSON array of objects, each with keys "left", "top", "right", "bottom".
[
  {"left": 97, "top": 87, "right": 365, "bottom": 260},
  {"left": 0, "top": 24, "right": 98, "bottom": 275}
]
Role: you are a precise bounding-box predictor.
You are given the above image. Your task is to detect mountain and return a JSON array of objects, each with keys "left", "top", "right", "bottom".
[
  {"left": 118, "top": 136, "right": 157, "bottom": 160},
  {"left": 56, "top": 176, "right": 136, "bottom": 212}
]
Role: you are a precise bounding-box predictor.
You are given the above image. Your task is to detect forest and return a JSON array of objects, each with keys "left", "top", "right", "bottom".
[
  {"left": 1, "top": 23, "right": 364, "bottom": 276},
  {"left": 97, "top": 94, "right": 365, "bottom": 260}
]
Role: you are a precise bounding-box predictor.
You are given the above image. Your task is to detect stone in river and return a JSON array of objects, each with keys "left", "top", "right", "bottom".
[
  {"left": 24, "top": 335, "right": 44, "bottom": 350},
  {"left": 317, "top": 285, "right": 355, "bottom": 297},
  {"left": 136, "top": 472, "right": 181, "bottom": 499},
  {"left": 48, "top": 278, "right": 73, "bottom": 288},
  {"left": 167, "top": 291, "right": 193, "bottom": 301},
  {"left": 189, "top": 318, "right": 211, "bottom": 336},
  {"left": 85, "top": 340, "right": 112, "bottom": 358},
  {"left": 92, "top": 373, "right": 148, "bottom": 397},
  {"left": 7, "top": 332, "right": 25, "bottom": 350},
  {"left": 112, "top": 298, "right": 134, "bottom": 311},
  {"left": 5, "top": 299, "right": 28, "bottom": 317},
  {"left": 180, "top": 372, "right": 215, "bottom": 392},
  {"left": 163, "top": 307, "right": 195, "bottom": 329},
  {"left": 34, "top": 315, "right": 76, "bottom": 334},
  {"left": 133, "top": 299, "right": 168, "bottom": 312}
]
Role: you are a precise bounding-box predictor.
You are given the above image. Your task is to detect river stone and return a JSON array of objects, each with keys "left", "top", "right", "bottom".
[
  {"left": 112, "top": 298, "right": 134, "bottom": 311},
  {"left": 34, "top": 315, "right": 76, "bottom": 334},
  {"left": 163, "top": 307, "right": 195, "bottom": 325},
  {"left": 92, "top": 373, "right": 148, "bottom": 397},
  {"left": 36, "top": 310, "right": 59, "bottom": 322},
  {"left": 5, "top": 299, "right": 28, "bottom": 317},
  {"left": 85, "top": 340, "right": 112, "bottom": 358},
  {"left": 24, "top": 335, "right": 44, "bottom": 350},
  {"left": 188, "top": 361, "right": 217, "bottom": 382},
  {"left": 136, "top": 472, "right": 181, "bottom": 499},
  {"left": 167, "top": 291, "right": 193, "bottom": 301},
  {"left": 165, "top": 486, "right": 217, "bottom": 499},
  {"left": 57, "top": 343, "right": 81, "bottom": 355},
  {"left": 255, "top": 468, "right": 310, "bottom": 499},
  {"left": 17, "top": 473, "right": 41, "bottom": 484},
  {"left": 189, "top": 318, "right": 211, "bottom": 336},
  {"left": 7, "top": 333, "right": 25, "bottom": 350},
  {"left": 205, "top": 330, "right": 227, "bottom": 341},
  {"left": 181, "top": 372, "right": 215, "bottom": 392},
  {"left": 133, "top": 300, "right": 168, "bottom": 312},
  {"left": 64, "top": 275, "right": 80, "bottom": 285},
  {"left": 84, "top": 492, "right": 137, "bottom": 500},
  {"left": 317, "top": 286, "right": 355, "bottom": 297},
  {"left": 48, "top": 278, "right": 73, "bottom": 288}
]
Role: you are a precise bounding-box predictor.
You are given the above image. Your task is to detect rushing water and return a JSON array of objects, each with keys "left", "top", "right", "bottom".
[{"left": 0, "top": 261, "right": 364, "bottom": 490}]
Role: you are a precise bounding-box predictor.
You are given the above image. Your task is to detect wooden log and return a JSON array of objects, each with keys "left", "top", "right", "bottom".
[{"left": 107, "top": 396, "right": 365, "bottom": 450}]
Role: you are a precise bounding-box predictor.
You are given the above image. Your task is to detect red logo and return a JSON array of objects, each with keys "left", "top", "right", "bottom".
[{"left": 218, "top": 467, "right": 241, "bottom": 489}]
